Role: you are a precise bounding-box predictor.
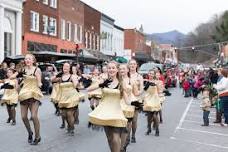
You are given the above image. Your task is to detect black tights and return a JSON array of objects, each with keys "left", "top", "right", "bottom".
[
  {"left": 147, "top": 112, "right": 159, "bottom": 132},
  {"left": 21, "top": 100, "right": 40, "bottom": 139},
  {"left": 104, "top": 126, "right": 122, "bottom": 152},
  {"left": 121, "top": 119, "right": 132, "bottom": 151},
  {"left": 6, "top": 104, "right": 16, "bottom": 122},
  {"left": 131, "top": 110, "right": 139, "bottom": 138},
  {"left": 61, "top": 108, "right": 75, "bottom": 131}
]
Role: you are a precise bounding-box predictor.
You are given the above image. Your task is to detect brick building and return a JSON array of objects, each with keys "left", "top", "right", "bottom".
[
  {"left": 124, "top": 29, "right": 147, "bottom": 55},
  {"left": 22, "top": 0, "right": 59, "bottom": 54},
  {"left": 124, "top": 28, "right": 151, "bottom": 63},
  {"left": 58, "top": 0, "right": 84, "bottom": 54},
  {"left": 82, "top": 2, "right": 101, "bottom": 51}
]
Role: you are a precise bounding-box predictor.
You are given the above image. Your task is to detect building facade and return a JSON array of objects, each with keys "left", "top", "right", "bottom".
[
  {"left": 112, "top": 25, "right": 124, "bottom": 57},
  {"left": 159, "top": 44, "right": 178, "bottom": 64},
  {"left": 59, "top": 0, "right": 84, "bottom": 54},
  {"left": 22, "top": 0, "right": 59, "bottom": 54},
  {"left": 0, "top": 0, "right": 23, "bottom": 62},
  {"left": 124, "top": 28, "right": 146, "bottom": 56},
  {"left": 83, "top": 3, "right": 100, "bottom": 51},
  {"left": 100, "top": 13, "right": 114, "bottom": 55}
]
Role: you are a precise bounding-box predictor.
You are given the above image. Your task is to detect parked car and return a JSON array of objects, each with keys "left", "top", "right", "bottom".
[{"left": 139, "top": 62, "right": 163, "bottom": 77}]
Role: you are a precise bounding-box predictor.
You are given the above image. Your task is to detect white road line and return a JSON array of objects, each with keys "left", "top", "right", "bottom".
[
  {"left": 170, "top": 136, "right": 228, "bottom": 150},
  {"left": 178, "top": 127, "right": 228, "bottom": 137},
  {"left": 174, "top": 98, "right": 193, "bottom": 133},
  {"left": 186, "top": 114, "right": 215, "bottom": 119},
  {"left": 188, "top": 111, "right": 216, "bottom": 115},
  {"left": 184, "top": 120, "right": 218, "bottom": 126}
]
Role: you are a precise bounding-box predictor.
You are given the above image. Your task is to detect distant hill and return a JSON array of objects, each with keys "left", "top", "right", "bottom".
[{"left": 146, "top": 30, "right": 186, "bottom": 46}]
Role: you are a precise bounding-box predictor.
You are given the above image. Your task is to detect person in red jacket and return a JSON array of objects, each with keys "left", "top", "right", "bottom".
[{"left": 182, "top": 76, "right": 191, "bottom": 97}]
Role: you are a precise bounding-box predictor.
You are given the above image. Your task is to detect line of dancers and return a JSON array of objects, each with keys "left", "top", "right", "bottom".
[{"left": 0, "top": 54, "right": 166, "bottom": 152}]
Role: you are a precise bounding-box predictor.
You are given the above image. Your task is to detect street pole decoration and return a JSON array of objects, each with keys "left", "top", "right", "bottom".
[{"left": 75, "top": 44, "right": 83, "bottom": 64}]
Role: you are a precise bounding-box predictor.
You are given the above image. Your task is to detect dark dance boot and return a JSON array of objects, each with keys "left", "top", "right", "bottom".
[
  {"left": 6, "top": 118, "right": 11, "bottom": 123},
  {"left": 67, "top": 128, "right": 74, "bottom": 136},
  {"left": 11, "top": 120, "right": 16, "bottom": 126},
  {"left": 131, "top": 136, "right": 136, "bottom": 143},
  {"left": 60, "top": 123, "right": 65, "bottom": 129},
  {"left": 28, "top": 132, "right": 33, "bottom": 143},
  {"left": 145, "top": 129, "right": 152, "bottom": 135},
  {"left": 88, "top": 122, "right": 92, "bottom": 128},
  {"left": 31, "top": 137, "right": 41, "bottom": 145},
  {"left": 155, "top": 129, "right": 159, "bottom": 136}
]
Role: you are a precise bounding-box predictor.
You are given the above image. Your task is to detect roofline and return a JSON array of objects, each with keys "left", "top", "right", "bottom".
[
  {"left": 124, "top": 28, "right": 145, "bottom": 35},
  {"left": 114, "top": 24, "right": 124, "bottom": 31},
  {"left": 101, "top": 13, "right": 115, "bottom": 22},
  {"left": 80, "top": 1, "right": 101, "bottom": 14}
]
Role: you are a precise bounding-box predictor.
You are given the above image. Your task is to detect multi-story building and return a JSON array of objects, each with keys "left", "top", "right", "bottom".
[
  {"left": 0, "top": 0, "right": 23, "bottom": 62},
  {"left": 83, "top": 2, "right": 100, "bottom": 51},
  {"left": 100, "top": 13, "right": 114, "bottom": 55},
  {"left": 59, "top": 0, "right": 84, "bottom": 54},
  {"left": 124, "top": 28, "right": 146, "bottom": 55},
  {"left": 124, "top": 28, "right": 151, "bottom": 63},
  {"left": 22, "top": 0, "right": 59, "bottom": 54},
  {"left": 113, "top": 25, "right": 125, "bottom": 57},
  {"left": 159, "top": 44, "right": 178, "bottom": 64}
]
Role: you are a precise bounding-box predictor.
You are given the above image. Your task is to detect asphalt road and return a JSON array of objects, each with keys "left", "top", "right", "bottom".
[{"left": 0, "top": 88, "right": 228, "bottom": 152}]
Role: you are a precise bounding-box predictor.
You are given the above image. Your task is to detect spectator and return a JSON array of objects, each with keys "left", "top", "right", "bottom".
[
  {"left": 9, "top": 62, "right": 16, "bottom": 69},
  {"left": 83, "top": 65, "right": 91, "bottom": 74},
  {"left": 0, "top": 62, "right": 8, "bottom": 80},
  {"left": 183, "top": 75, "right": 191, "bottom": 97},
  {"left": 200, "top": 87, "right": 211, "bottom": 126},
  {"left": 213, "top": 68, "right": 228, "bottom": 126}
]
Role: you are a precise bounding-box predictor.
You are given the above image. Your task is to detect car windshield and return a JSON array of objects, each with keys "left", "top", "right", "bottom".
[{"left": 139, "top": 63, "right": 162, "bottom": 71}]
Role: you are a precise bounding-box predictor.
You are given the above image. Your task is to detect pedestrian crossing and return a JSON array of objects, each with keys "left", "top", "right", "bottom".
[{"left": 171, "top": 97, "right": 228, "bottom": 151}]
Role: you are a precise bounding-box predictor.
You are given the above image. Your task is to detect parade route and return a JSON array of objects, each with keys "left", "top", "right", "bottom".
[
  {"left": 0, "top": 88, "right": 227, "bottom": 152},
  {"left": 171, "top": 96, "right": 228, "bottom": 151}
]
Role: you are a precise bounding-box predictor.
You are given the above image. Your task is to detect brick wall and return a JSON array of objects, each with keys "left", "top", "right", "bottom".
[
  {"left": 124, "top": 29, "right": 146, "bottom": 55},
  {"left": 58, "top": 0, "right": 84, "bottom": 43},
  {"left": 83, "top": 3, "right": 101, "bottom": 50},
  {"left": 23, "top": 0, "right": 59, "bottom": 37}
]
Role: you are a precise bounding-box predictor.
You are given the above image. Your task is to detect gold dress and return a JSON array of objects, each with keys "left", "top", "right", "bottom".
[
  {"left": 1, "top": 80, "right": 18, "bottom": 105},
  {"left": 50, "top": 83, "right": 61, "bottom": 103},
  {"left": 89, "top": 87, "right": 128, "bottom": 127},
  {"left": 18, "top": 75, "right": 43, "bottom": 102},
  {"left": 120, "top": 82, "right": 135, "bottom": 118},
  {"left": 88, "top": 77, "right": 102, "bottom": 99},
  {"left": 143, "top": 86, "right": 161, "bottom": 112},
  {"left": 156, "top": 80, "right": 166, "bottom": 104},
  {"left": 58, "top": 82, "right": 80, "bottom": 109}
]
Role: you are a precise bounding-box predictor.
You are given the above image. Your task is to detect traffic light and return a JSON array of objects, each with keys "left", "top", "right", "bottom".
[{"left": 75, "top": 44, "right": 79, "bottom": 51}]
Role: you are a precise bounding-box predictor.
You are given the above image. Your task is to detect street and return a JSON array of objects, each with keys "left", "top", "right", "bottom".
[{"left": 0, "top": 88, "right": 228, "bottom": 152}]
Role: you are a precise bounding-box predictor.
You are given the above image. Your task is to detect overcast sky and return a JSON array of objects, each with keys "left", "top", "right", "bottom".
[{"left": 81, "top": 0, "right": 228, "bottom": 34}]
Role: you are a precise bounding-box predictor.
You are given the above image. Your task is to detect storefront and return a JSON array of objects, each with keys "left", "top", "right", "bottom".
[{"left": 0, "top": 0, "right": 23, "bottom": 62}]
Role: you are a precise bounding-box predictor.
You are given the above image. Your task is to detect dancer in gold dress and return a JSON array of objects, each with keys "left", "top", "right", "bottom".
[
  {"left": 87, "top": 61, "right": 127, "bottom": 152},
  {"left": 155, "top": 71, "right": 165, "bottom": 124},
  {"left": 52, "top": 62, "right": 80, "bottom": 135},
  {"left": 143, "top": 70, "right": 161, "bottom": 136},
  {"left": 128, "top": 59, "right": 144, "bottom": 143},
  {"left": 87, "top": 68, "right": 103, "bottom": 110},
  {"left": 1, "top": 68, "right": 18, "bottom": 125},
  {"left": 119, "top": 64, "right": 138, "bottom": 152},
  {"left": 17, "top": 54, "right": 43, "bottom": 145}
]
